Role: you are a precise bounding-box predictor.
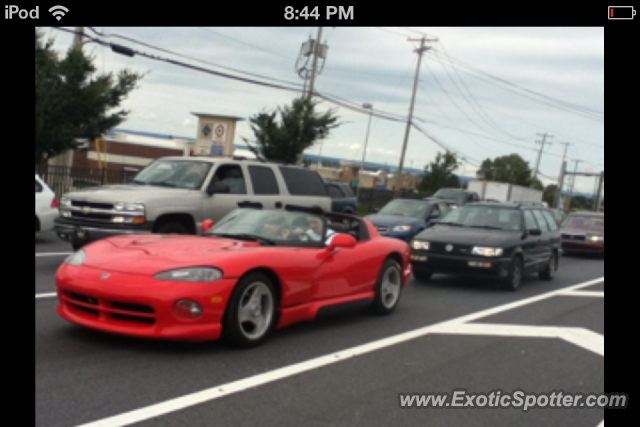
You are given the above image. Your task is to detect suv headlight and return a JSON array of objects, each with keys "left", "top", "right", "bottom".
[
  {"left": 472, "top": 247, "right": 504, "bottom": 257},
  {"left": 64, "top": 250, "right": 86, "bottom": 266},
  {"left": 114, "top": 202, "right": 145, "bottom": 212},
  {"left": 60, "top": 197, "right": 72, "bottom": 208},
  {"left": 154, "top": 267, "right": 223, "bottom": 282},
  {"left": 588, "top": 236, "right": 604, "bottom": 242},
  {"left": 392, "top": 225, "right": 413, "bottom": 232},
  {"left": 411, "top": 241, "right": 430, "bottom": 250}
]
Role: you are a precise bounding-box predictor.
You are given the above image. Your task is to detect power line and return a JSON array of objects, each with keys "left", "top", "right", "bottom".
[
  {"left": 426, "top": 49, "right": 604, "bottom": 123},
  {"left": 431, "top": 44, "right": 533, "bottom": 142},
  {"left": 54, "top": 27, "right": 408, "bottom": 124},
  {"left": 86, "top": 27, "right": 304, "bottom": 88},
  {"left": 197, "top": 27, "right": 293, "bottom": 60}
]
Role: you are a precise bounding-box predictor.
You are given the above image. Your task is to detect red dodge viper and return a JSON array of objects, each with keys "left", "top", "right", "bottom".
[{"left": 56, "top": 207, "right": 412, "bottom": 347}]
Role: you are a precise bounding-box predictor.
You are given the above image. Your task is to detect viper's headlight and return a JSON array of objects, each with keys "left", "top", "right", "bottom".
[
  {"left": 472, "top": 247, "right": 504, "bottom": 257},
  {"left": 64, "top": 250, "right": 86, "bottom": 266},
  {"left": 392, "top": 225, "right": 413, "bottom": 232},
  {"left": 154, "top": 267, "right": 223, "bottom": 282},
  {"left": 411, "top": 241, "right": 430, "bottom": 250}
]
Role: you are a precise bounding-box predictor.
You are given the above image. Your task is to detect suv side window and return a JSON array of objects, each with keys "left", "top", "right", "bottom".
[
  {"left": 279, "top": 166, "right": 328, "bottom": 196},
  {"left": 523, "top": 210, "right": 538, "bottom": 230},
  {"left": 531, "top": 209, "right": 550, "bottom": 233},
  {"left": 36, "top": 180, "right": 43, "bottom": 193},
  {"left": 340, "top": 183, "right": 354, "bottom": 197},
  {"left": 541, "top": 210, "right": 559, "bottom": 231},
  {"left": 248, "top": 165, "right": 279, "bottom": 195},
  {"left": 214, "top": 165, "right": 247, "bottom": 194},
  {"left": 327, "top": 185, "right": 345, "bottom": 198}
]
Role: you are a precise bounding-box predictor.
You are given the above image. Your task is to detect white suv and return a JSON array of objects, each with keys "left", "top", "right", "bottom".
[{"left": 36, "top": 174, "right": 59, "bottom": 232}]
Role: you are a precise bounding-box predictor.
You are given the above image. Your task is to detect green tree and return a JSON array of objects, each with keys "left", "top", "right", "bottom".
[
  {"left": 35, "top": 30, "right": 143, "bottom": 164},
  {"left": 418, "top": 151, "right": 461, "bottom": 194},
  {"left": 247, "top": 97, "right": 340, "bottom": 164},
  {"left": 479, "top": 154, "right": 539, "bottom": 187}
]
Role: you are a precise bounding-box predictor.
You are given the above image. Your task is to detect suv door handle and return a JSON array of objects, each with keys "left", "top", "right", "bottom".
[{"left": 275, "top": 202, "right": 283, "bottom": 208}]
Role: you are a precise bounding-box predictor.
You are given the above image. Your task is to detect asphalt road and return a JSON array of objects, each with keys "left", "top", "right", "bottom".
[{"left": 36, "top": 231, "right": 606, "bottom": 427}]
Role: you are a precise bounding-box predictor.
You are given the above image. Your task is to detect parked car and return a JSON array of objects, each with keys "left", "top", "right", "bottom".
[
  {"left": 409, "top": 201, "right": 561, "bottom": 290},
  {"left": 36, "top": 174, "right": 58, "bottom": 232},
  {"left": 432, "top": 188, "right": 480, "bottom": 209},
  {"left": 54, "top": 157, "right": 332, "bottom": 250},
  {"left": 560, "top": 212, "right": 604, "bottom": 255},
  {"left": 325, "top": 179, "right": 357, "bottom": 214},
  {"left": 365, "top": 199, "right": 450, "bottom": 242},
  {"left": 55, "top": 206, "right": 412, "bottom": 347}
]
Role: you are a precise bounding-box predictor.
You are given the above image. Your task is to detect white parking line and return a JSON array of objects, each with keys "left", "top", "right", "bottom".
[
  {"left": 36, "top": 292, "right": 57, "bottom": 299},
  {"left": 75, "top": 276, "right": 604, "bottom": 427},
  {"left": 36, "top": 252, "right": 72, "bottom": 257},
  {"left": 556, "top": 290, "right": 604, "bottom": 298}
]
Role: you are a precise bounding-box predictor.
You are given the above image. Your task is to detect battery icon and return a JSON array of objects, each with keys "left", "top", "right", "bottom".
[{"left": 609, "top": 6, "right": 636, "bottom": 19}]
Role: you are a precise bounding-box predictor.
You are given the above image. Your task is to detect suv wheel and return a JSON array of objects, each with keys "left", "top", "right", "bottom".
[
  {"left": 539, "top": 252, "right": 557, "bottom": 281},
  {"left": 156, "top": 222, "right": 189, "bottom": 234},
  {"left": 504, "top": 256, "right": 523, "bottom": 291}
]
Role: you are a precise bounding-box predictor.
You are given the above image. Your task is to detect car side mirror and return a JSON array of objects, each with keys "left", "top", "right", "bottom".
[
  {"left": 428, "top": 213, "right": 440, "bottom": 221},
  {"left": 527, "top": 228, "right": 542, "bottom": 236},
  {"left": 202, "top": 219, "right": 215, "bottom": 232},
  {"left": 206, "top": 181, "right": 230, "bottom": 195},
  {"left": 328, "top": 234, "right": 357, "bottom": 250}
]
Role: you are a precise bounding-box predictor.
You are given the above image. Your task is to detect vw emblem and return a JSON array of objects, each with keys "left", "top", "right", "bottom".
[
  {"left": 82, "top": 206, "right": 92, "bottom": 214},
  {"left": 446, "top": 244, "right": 454, "bottom": 252},
  {"left": 100, "top": 273, "right": 110, "bottom": 280}
]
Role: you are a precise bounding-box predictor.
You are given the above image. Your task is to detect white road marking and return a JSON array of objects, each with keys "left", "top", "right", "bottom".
[
  {"left": 556, "top": 290, "right": 604, "bottom": 298},
  {"left": 36, "top": 292, "right": 57, "bottom": 299},
  {"left": 429, "top": 324, "right": 604, "bottom": 356},
  {"left": 75, "top": 276, "right": 604, "bottom": 427},
  {"left": 36, "top": 252, "right": 72, "bottom": 257}
]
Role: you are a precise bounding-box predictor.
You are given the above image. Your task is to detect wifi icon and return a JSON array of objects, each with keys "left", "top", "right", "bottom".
[{"left": 49, "top": 5, "right": 68, "bottom": 21}]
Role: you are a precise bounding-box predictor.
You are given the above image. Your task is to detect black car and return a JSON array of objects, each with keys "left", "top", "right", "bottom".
[
  {"left": 409, "top": 201, "right": 561, "bottom": 290},
  {"left": 324, "top": 180, "right": 357, "bottom": 214}
]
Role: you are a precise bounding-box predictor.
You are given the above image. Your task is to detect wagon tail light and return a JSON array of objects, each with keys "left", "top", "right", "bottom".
[{"left": 51, "top": 197, "right": 59, "bottom": 208}]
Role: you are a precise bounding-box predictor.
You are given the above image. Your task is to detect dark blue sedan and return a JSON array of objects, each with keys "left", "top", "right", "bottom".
[{"left": 366, "top": 199, "right": 451, "bottom": 242}]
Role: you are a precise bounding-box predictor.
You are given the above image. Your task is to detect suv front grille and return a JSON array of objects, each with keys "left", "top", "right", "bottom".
[{"left": 71, "top": 200, "right": 115, "bottom": 210}]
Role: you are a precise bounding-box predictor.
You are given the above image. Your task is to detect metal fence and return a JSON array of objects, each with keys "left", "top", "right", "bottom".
[
  {"left": 35, "top": 165, "right": 138, "bottom": 198},
  {"left": 355, "top": 186, "right": 432, "bottom": 212}
]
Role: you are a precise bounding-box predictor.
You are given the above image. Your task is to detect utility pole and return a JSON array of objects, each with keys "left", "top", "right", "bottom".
[
  {"left": 533, "top": 133, "right": 552, "bottom": 181},
  {"left": 356, "top": 103, "right": 373, "bottom": 202},
  {"left": 593, "top": 171, "right": 604, "bottom": 212},
  {"left": 565, "top": 159, "right": 583, "bottom": 212},
  {"left": 557, "top": 161, "right": 567, "bottom": 210},
  {"left": 554, "top": 142, "right": 573, "bottom": 208},
  {"left": 72, "top": 27, "right": 84, "bottom": 51},
  {"left": 307, "top": 27, "right": 324, "bottom": 98},
  {"left": 393, "top": 36, "right": 437, "bottom": 198}
]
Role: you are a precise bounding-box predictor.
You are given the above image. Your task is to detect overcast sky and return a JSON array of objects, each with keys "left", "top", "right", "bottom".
[{"left": 41, "top": 27, "right": 604, "bottom": 194}]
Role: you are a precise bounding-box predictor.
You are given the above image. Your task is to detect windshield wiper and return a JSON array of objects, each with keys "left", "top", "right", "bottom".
[
  {"left": 467, "top": 225, "right": 505, "bottom": 230},
  {"left": 146, "top": 181, "right": 177, "bottom": 188},
  {"left": 209, "top": 233, "right": 276, "bottom": 246}
]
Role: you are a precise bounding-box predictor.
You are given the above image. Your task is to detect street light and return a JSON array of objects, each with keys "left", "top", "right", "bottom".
[{"left": 356, "top": 103, "right": 373, "bottom": 202}]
